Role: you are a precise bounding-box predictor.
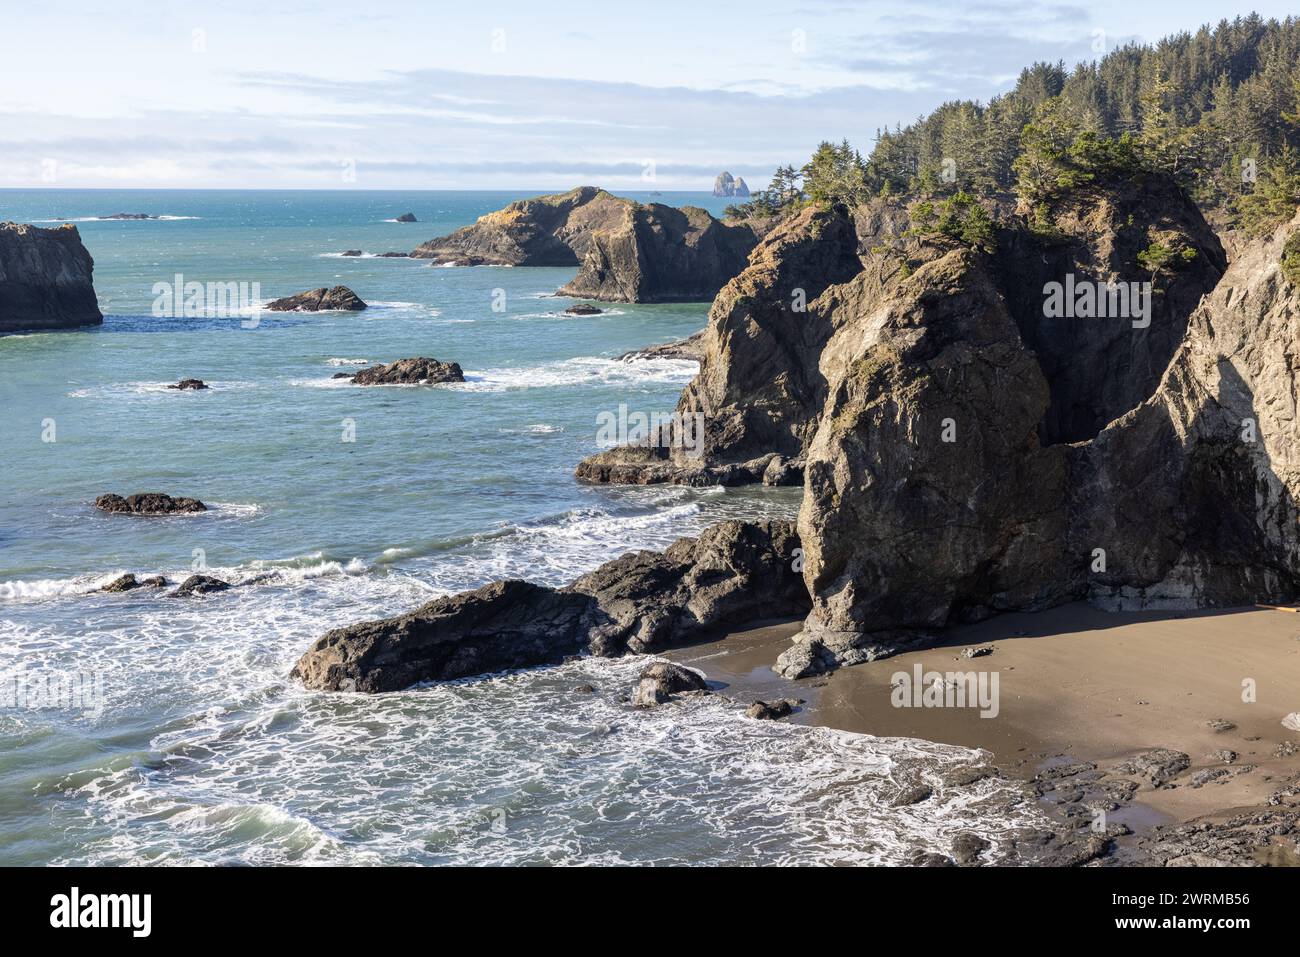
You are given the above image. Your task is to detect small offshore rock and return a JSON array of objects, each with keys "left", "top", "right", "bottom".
[
  {"left": 95, "top": 493, "right": 207, "bottom": 515},
  {"left": 632, "top": 661, "right": 708, "bottom": 708},
  {"left": 349, "top": 357, "right": 464, "bottom": 385},
  {"left": 341, "top": 249, "right": 363, "bottom": 257},
  {"left": 395, "top": 212, "right": 417, "bottom": 223},
  {"left": 167, "top": 378, "right": 208, "bottom": 390},
  {"left": 564, "top": 304, "right": 603, "bottom": 315},
  {"left": 266, "top": 286, "right": 367, "bottom": 312}
]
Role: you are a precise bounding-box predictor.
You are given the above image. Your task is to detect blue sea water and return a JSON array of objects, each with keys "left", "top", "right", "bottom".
[{"left": 0, "top": 189, "right": 1039, "bottom": 865}]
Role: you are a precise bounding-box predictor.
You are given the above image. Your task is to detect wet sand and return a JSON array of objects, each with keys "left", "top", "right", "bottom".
[{"left": 667, "top": 602, "right": 1300, "bottom": 834}]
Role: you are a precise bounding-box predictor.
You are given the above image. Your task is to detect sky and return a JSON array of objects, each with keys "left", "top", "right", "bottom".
[{"left": 1, "top": 1, "right": 1294, "bottom": 190}]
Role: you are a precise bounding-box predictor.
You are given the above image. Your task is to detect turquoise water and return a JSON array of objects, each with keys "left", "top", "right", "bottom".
[{"left": 0, "top": 190, "right": 1037, "bottom": 865}]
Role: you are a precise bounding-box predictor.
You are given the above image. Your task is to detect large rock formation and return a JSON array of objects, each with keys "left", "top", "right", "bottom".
[
  {"left": 778, "top": 192, "right": 1281, "bottom": 677},
  {"left": 712, "top": 172, "right": 750, "bottom": 198},
  {"left": 411, "top": 186, "right": 759, "bottom": 303},
  {"left": 0, "top": 222, "right": 102, "bottom": 333},
  {"left": 576, "top": 204, "right": 862, "bottom": 485},
  {"left": 292, "top": 521, "right": 806, "bottom": 692},
  {"left": 557, "top": 203, "right": 759, "bottom": 303}
]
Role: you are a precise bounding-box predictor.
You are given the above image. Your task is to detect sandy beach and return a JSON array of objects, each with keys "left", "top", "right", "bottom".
[{"left": 667, "top": 602, "right": 1300, "bottom": 864}]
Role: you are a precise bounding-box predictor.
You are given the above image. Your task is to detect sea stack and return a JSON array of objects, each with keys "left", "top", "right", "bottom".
[{"left": 0, "top": 222, "right": 102, "bottom": 333}]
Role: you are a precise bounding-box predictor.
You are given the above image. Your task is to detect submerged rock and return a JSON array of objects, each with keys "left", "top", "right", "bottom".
[
  {"left": 0, "top": 222, "right": 102, "bottom": 333},
  {"left": 745, "top": 698, "right": 800, "bottom": 720},
  {"left": 266, "top": 286, "right": 367, "bottom": 312},
  {"left": 292, "top": 520, "right": 807, "bottom": 692},
  {"left": 170, "top": 575, "right": 231, "bottom": 597},
  {"left": 95, "top": 493, "right": 206, "bottom": 515},
  {"left": 348, "top": 357, "right": 464, "bottom": 385}
]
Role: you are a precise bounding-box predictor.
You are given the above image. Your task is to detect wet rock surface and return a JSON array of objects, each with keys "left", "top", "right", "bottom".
[
  {"left": 94, "top": 493, "right": 207, "bottom": 515},
  {"left": 348, "top": 357, "right": 464, "bottom": 385},
  {"left": 266, "top": 285, "right": 367, "bottom": 312}
]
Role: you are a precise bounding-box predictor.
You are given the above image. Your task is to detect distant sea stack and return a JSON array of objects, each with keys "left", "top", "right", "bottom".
[
  {"left": 395, "top": 212, "right": 418, "bottom": 223},
  {"left": 0, "top": 222, "right": 102, "bottom": 333},
  {"left": 712, "top": 172, "right": 750, "bottom": 197},
  {"left": 411, "top": 186, "right": 761, "bottom": 303}
]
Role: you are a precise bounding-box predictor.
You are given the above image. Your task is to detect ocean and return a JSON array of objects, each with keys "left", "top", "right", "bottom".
[{"left": 0, "top": 189, "right": 1040, "bottom": 864}]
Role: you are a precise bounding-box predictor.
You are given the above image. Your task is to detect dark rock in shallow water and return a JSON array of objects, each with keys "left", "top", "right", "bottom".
[
  {"left": 292, "top": 520, "right": 808, "bottom": 692},
  {"left": 95, "top": 493, "right": 207, "bottom": 515},
  {"left": 745, "top": 698, "right": 800, "bottom": 720},
  {"left": 167, "top": 378, "right": 208, "bottom": 391},
  {"left": 564, "top": 304, "right": 603, "bottom": 315},
  {"left": 341, "top": 249, "right": 363, "bottom": 257},
  {"left": 377, "top": 251, "right": 409, "bottom": 258},
  {"left": 170, "top": 575, "right": 231, "bottom": 597},
  {"left": 266, "top": 285, "right": 367, "bottom": 312},
  {"left": 101, "top": 573, "right": 168, "bottom": 593},
  {"left": 349, "top": 357, "right": 464, "bottom": 385},
  {"left": 101, "top": 213, "right": 156, "bottom": 220},
  {"left": 0, "top": 221, "right": 103, "bottom": 333},
  {"left": 395, "top": 212, "right": 418, "bottom": 223},
  {"left": 632, "top": 661, "right": 708, "bottom": 708}
]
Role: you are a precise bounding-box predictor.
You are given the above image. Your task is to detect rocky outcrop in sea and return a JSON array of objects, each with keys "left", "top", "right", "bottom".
[
  {"left": 266, "top": 286, "right": 367, "bottom": 312},
  {"left": 347, "top": 357, "right": 464, "bottom": 385},
  {"left": 0, "top": 222, "right": 102, "bottom": 333},
  {"left": 410, "top": 186, "right": 760, "bottom": 303},
  {"left": 95, "top": 493, "right": 207, "bottom": 515},
  {"left": 712, "top": 172, "right": 750, "bottom": 197},
  {"left": 292, "top": 521, "right": 806, "bottom": 692}
]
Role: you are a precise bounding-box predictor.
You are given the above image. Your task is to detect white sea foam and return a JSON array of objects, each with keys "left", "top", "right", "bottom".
[
  {"left": 325, "top": 357, "right": 369, "bottom": 366},
  {"left": 455, "top": 356, "right": 698, "bottom": 394}
]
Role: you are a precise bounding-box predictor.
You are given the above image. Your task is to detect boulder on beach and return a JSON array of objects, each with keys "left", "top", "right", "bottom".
[
  {"left": 266, "top": 286, "right": 367, "bottom": 312},
  {"left": 0, "top": 222, "right": 103, "bottom": 333},
  {"left": 395, "top": 212, "right": 418, "bottom": 223},
  {"left": 348, "top": 357, "right": 464, "bottom": 385},
  {"left": 745, "top": 698, "right": 800, "bottom": 720},
  {"left": 167, "top": 378, "right": 208, "bottom": 391},
  {"left": 631, "top": 661, "right": 708, "bottom": 708},
  {"left": 94, "top": 493, "right": 207, "bottom": 515}
]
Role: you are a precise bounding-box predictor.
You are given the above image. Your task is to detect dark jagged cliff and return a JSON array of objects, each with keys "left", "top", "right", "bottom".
[
  {"left": 410, "top": 186, "right": 760, "bottom": 303},
  {"left": 0, "top": 222, "right": 102, "bottom": 333}
]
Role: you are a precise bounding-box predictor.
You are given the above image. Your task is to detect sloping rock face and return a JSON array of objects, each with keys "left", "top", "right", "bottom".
[
  {"left": 1070, "top": 210, "right": 1300, "bottom": 610},
  {"left": 411, "top": 186, "right": 758, "bottom": 303},
  {"left": 556, "top": 203, "right": 758, "bottom": 303},
  {"left": 266, "top": 286, "right": 366, "bottom": 312},
  {"left": 409, "top": 186, "right": 619, "bottom": 266},
  {"left": 576, "top": 205, "right": 863, "bottom": 485},
  {"left": 783, "top": 247, "right": 1074, "bottom": 675},
  {"left": 292, "top": 521, "right": 806, "bottom": 692},
  {"left": 994, "top": 175, "right": 1226, "bottom": 444},
  {"left": 0, "top": 222, "right": 102, "bottom": 332}
]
